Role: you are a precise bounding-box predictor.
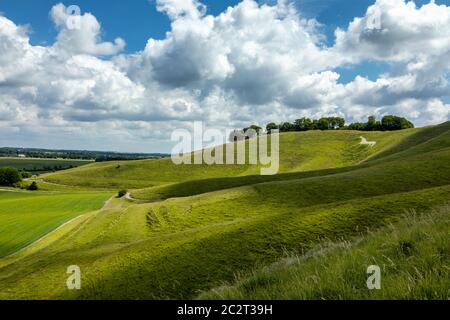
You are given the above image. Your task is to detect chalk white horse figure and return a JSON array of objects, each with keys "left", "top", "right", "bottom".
[{"left": 360, "top": 136, "right": 377, "bottom": 146}]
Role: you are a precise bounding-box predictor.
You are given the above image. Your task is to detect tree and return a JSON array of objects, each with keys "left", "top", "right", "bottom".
[
  {"left": 399, "top": 117, "right": 414, "bottom": 130},
  {"left": 333, "top": 117, "right": 345, "bottom": 129},
  {"left": 324, "top": 117, "right": 346, "bottom": 129},
  {"left": 243, "top": 125, "right": 263, "bottom": 139},
  {"left": 348, "top": 122, "right": 367, "bottom": 131},
  {"left": 279, "top": 122, "right": 295, "bottom": 132},
  {"left": 243, "top": 125, "right": 262, "bottom": 134},
  {"left": 27, "top": 181, "right": 38, "bottom": 191},
  {"left": 20, "top": 171, "right": 32, "bottom": 179},
  {"left": 117, "top": 190, "right": 127, "bottom": 198},
  {"left": 311, "top": 119, "right": 319, "bottom": 130},
  {"left": 0, "top": 167, "right": 22, "bottom": 186},
  {"left": 317, "top": 118, "right": 331, "bottom": 130},
  {"left": 366, "top": 116, "right": 381, "bottom": 131},
  {"left": 266, "top": 123, "right": 279, "bottom": 134},
  {"left": 381, "top": 115, "right": 414, "bottom": 131},
  {"left": 294, "top": 117, "right": 313, "bottom": 131}
]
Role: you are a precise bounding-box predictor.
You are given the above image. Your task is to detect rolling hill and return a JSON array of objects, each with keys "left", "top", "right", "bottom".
[
  {"left": 41, "top": 129, "right": 416, "bottom": 189},
  {"left": 0, "top": 122, "right": 448, "bottom": 299}
]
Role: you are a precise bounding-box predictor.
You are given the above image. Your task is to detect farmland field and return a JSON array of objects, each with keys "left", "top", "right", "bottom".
[
  {"left": 0, "top": 190, "right": 111, "bottom": 258},
  {"left": 0, "top": 158, "right": 93, "bottom": 173}
]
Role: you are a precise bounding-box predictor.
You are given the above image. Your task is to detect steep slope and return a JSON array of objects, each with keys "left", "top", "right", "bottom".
[
  {"left": 132, "top": 122, "right": 450, "bottom": 201},
  {"left": 200, "top": 205, "right": 450, "bottom": 300}
]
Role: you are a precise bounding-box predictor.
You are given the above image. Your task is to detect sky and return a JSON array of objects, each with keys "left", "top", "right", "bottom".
[{"left": 0, "top": 0, "right": 449, "bottom": 152}]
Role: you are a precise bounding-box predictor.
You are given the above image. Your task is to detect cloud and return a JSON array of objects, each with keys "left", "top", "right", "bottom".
[
  {"left": 50, "top": 3, "right": 125, "bottom": 56},
  {"left": 124, "top": 0, "right": 335, "bottom": 107},
  {"left": 0, "top": 0, "right": 449, "bottom": 152},
  {"left": 156, "top": 0, "right": 207, "bottom": 20},
  {"left": 334, "top": 0, "right": 450, "bottom": 63}
]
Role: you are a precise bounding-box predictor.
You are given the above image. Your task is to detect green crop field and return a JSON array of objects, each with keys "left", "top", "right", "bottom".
[
  {"left": 0, "top": 158, "right": 93, "bottom": 173},
  {"left": 0, "top": 191, "right": 112, "bottom": 258},
  {"left": 0, "top": 122, "right": 449, "bottom": 300}
]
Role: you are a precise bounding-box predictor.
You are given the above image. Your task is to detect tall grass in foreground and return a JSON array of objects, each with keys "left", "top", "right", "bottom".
[{"left": 200, "top": 205, "right": 450, "bottom": 300}]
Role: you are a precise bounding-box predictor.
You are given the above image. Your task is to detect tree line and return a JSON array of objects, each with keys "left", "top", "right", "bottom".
[
  {"left": 0, "top": 147, "right": 168, "bottom": 161},
  {"left": 234, "top": 115, "right": 414, "bottom": 137}
]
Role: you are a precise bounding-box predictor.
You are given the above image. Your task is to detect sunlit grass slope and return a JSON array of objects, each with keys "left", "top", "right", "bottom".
[
  {"left": 0, "top": 185, "right": 448, "bottom": 299},
  {"left": 200, "top": 205, "right": 450, "bottom": 300},
  {"left": 133, "top": 122, "right": 450, "bottom": 201},
  {"left": 0, "top": 190, "right": 111, "bottom": 258},
  {"left": 0, "top": 122, "right": 449, "bottom": 299},
  {"left": 42, "top": 129, "right": 416, "bottom": 189}
]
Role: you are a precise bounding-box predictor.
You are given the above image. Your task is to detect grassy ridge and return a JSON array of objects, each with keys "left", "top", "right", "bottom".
[
  {"left": 200, "top": 205, "right": 450, "bottom": 300},
  {"left": 132, "top": 123, "right": 449, "bottom": 201},
  {"left": 0, "top": 190, "right": 111, "bottom": 258},
  {"left": 42, "top": 130, "right": 417, "bottom": 189}
]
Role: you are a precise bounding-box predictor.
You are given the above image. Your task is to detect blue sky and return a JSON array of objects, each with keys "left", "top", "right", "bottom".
[
  {"left": 0, "top": 0, "right": 449, "bottom": 152},
  {"left": 2, "top": 0, "right": 445, "bottom": 48},
  {"left": 1, "top": 0, "right": 445, "bottom": 84},
  {"left": 0, "top": 0, "right": 445, "bottom": 84},
  {"left": 0, "top": 0, "right": 384, "bottom": 87}
]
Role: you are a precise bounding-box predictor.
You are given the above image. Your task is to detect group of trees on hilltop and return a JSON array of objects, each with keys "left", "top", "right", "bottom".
[
  {"left": 230, "top": 115, "right": 414, "bottom": 140},
  {"left": 267, "top": 117, "right": 346, "bottom": 133},
  {"left": 348, "top": 115, "right": 414, "bottom": 131},
  {"left": 267, "top": 115, "right": 413, "bottom": 133}
]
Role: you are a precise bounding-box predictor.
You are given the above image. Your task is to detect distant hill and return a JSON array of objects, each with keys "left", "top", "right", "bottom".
[{"left": 42, "top": 128, "right": 417, "bottom": 189}]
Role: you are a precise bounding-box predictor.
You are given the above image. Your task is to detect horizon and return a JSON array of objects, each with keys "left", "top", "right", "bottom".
[
  {"left": 0, "top": 0, "right": 449, "bottom": 153},
  {"left": 0, "top": 117, "right": 444, "bottom": 154}
]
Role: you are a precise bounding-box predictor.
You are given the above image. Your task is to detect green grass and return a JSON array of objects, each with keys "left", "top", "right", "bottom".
[
  {"left": 200, "top": 205, "right": 450, "bottom": 300},
  {"left": 42, "top": 129, "right": 417, "bottom": 189},
  {"left": 1, "top": 185, "right": 448, "bottom": 299},
  {"left": 132, "top": 123, "right": 450, "bottom": 202},
  {"left": 0, "top": 157, "right": 93, "bottom": 173},
  {"left": 0, "top": 190, "right": 111, "bottom": 258},
  {"left": 0, "top": 122, "right": 448, "bottom": 300}
]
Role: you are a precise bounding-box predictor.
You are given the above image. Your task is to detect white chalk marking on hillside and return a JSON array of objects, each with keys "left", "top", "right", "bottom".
[
  {"left": 124, "top": 192, "right": 136, "bottom": 201},
  {"left": 360, "top": 136, "right": 377, "bottom": 146}
]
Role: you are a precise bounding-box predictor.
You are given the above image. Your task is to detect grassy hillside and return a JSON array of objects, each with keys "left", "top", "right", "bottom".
[
  {"left": 0, "top": 122, "right": 448, "bottom": 299},
  {"left": 132, "top": 122, "right": 450, "bottom": 201},
  {"left": 0, "top": 190, "right": 111, "bottom": 258},
  {"left": 200, "top": 205, "right": 450, "bottom": 300},
  {"left": 42, "top": 129, "right": 417, "bottom": 189}
]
